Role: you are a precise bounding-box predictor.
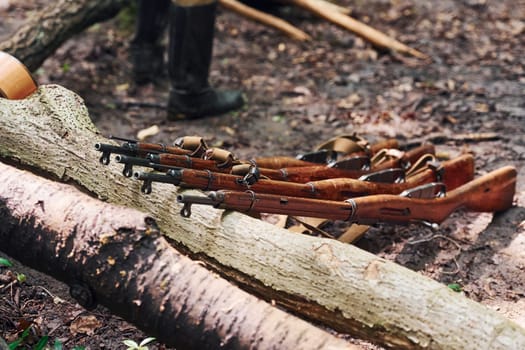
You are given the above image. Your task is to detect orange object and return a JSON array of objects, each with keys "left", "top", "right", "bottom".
[{"left": 0, "top": 51, "right": 38, "bottom": 99}]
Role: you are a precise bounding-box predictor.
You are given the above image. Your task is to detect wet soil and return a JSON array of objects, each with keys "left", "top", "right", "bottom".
[{"left": 1, "top": 0, "right": 524, "bottom": 348}]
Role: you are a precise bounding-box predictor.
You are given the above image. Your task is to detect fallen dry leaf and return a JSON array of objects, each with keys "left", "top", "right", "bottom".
[
  {"left": 337, "top": 93, "right": 362, "bottom": 109},
  {"left": 70, "top": 315, "right": 102, "bottom": 336},
  {"left": 137, "top": 125, "right": 160, "bottom": 141}
]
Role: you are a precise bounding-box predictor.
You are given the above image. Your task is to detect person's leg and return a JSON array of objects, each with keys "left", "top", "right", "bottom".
[
  {"left": 130, "top": 0, "right": 171, "bottom": 84},
  {"left": 167, "top": 0, "right": 244, "bottom": 119}
]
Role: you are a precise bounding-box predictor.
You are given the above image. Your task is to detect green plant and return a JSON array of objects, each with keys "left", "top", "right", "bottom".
[
  {"left": 447, "top": 283, "right": 462, "bottom": 292},
  {"left": 8, "top": 326, "right": 31, "bottom": 350},
  {"left": 122, "top": 337, "right": 156, "bottom": 350},
  {"left": 0, "top": 257, "right": 13, "bottom": 267},
  {"left": 52, "top": 339, "right": 85, "bottom": 350},
  {"left": 116, "top": 3, "right": 138, "bottom": 33},
  {"left": 16, "top": 273, "right": 26, "bottom": 283},
  {"left": 33, "top": 335, "right": 49, "bottom": 350},
  {"left": 7, "top": 326, "right": 88, "bottom": 350},
  {"left": 7, "top": 326, "right": 47, "bottom": 350}
]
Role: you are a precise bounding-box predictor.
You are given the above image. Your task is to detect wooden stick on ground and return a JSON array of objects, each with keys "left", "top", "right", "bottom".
[
  {"left": 307, "top": 0, "right": 352, "bottom": 15},
  {"left": 220, "top": 0, "right": 311, "bottom": 41},
  {"left": 287, "top": 0, "right": 429, "bottom": 59}
]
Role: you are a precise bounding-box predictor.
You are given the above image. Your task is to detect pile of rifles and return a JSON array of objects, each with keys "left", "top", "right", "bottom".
[{"left": 95, "top": 134, "right": 517, "bottom": 243}]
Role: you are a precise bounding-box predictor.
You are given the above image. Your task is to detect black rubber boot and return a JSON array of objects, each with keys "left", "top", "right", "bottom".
[
  {"left": 167, "top": 2, "right": 244, "bottom": 120},
  {"left": 130, "top": 0, "right": 170, "bottom": 84}
]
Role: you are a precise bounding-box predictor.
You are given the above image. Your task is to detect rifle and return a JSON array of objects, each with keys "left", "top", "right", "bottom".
[
  {"left": 112, "top": 141, "right": 433, "bottom": 183},
  {"left": 96, "top": 135, "right": 398, "bottom": 170},
  {"left": 253, "top": 137, "right": 399, "bottom": 168},
  {"left": 129, "top": 154, "right": 474, "bottom": 200},
  {"left": 176, "top": 166, "right": 517, "bottom": 228},
  {"left": 95, "top": 135, "right": 208, "bottom": 165},
  {"left": 143, "top": 146, "right": 375, "bottom": 179},
  {"left": 236, "top": 144, "right": 435, "bottom": 183}
]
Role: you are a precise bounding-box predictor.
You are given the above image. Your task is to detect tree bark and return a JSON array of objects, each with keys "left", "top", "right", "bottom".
[
  {"left": 1, "top": 85, "right": 525, "bottom": 349},
  {"left": 0, "top": 161, "right": 356, "bottom": 350},
  {"left": 0, "top": 0, "right": 129, "bottom": 71}
]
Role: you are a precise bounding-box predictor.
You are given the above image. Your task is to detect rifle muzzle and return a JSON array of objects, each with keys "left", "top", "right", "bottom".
[
  {"left": 115, "top": 154, "right": 155, "bottom": 177},
  {"left": 94, "top": 142, "right": 135, "bottom": 165},
  {"left": 133, "top": 169, "right": 183, "bottom": 194}
]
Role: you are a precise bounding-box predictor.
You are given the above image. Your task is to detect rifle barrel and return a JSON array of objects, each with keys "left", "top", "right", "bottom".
[
  {"left": 177, "top": 166, "right": 516, "bottom": 227},
  {"left": 133, "top": 169, "right": 184, "bottom": 194}
]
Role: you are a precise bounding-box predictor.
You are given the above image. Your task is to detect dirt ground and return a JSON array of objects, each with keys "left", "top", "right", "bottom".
[{"left": 1, "top": 0, "right": 524, "bottom": 349}]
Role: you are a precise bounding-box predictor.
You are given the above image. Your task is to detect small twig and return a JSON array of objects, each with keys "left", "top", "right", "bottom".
[
  {"left": 37, "top": 285, "right": 66, "bottom": 304},
  {"left": 441, "top": 257, "right": 461, "bottom": 275},
  {"left": 408, "top": 233, "right": 462, "bottom": 249},
  {"left": 408, "top": 234, "right": 463, "bottom": 275}
]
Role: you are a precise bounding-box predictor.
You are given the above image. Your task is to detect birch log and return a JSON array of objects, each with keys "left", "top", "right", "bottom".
[
  {"left": 0, "top": 161, "right": 356, "bottom": 350},
  {"left": 1, "top": 85, "right": 525, "bottom": 349}
]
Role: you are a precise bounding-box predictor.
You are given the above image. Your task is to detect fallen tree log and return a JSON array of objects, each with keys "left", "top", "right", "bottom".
[
  {"left": 0, "top": 0, "right": 129, "bottom": 71},
  {"left": 0, "top": 161, "right": 356, "bottom": 350},
  {"left": 1, "top": 85, "right": 525, "bottom": 349}
]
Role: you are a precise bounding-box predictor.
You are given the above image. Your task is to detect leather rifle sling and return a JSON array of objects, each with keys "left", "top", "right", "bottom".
[
  {"left": 0, "top": 51, "right": 38, "bottom": 99},
  {"left": 282, "top": 134, "right": 371, "bottom": 240},
  {"left": 315, "top": 134, "right": 370, "bottom": 155}
]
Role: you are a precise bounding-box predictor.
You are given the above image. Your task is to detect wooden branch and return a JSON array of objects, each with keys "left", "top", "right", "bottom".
[
  {"left": 287, "top": 0, "right": 429, "bottom": 59},
  {"left": 274, "top": 0, "right": 352, "bottom": 15},
  {"left": 306, "top": 0, "right": 351, "bottom": 15},
  {"left": 219, "top": 0, "right": 311, "bottom": 41},
  {"left": 0, "top": 162, "right": 355, "bottom": 350},
  {"left": 1, "top": 85, "right": 525, "bottom": 349}
]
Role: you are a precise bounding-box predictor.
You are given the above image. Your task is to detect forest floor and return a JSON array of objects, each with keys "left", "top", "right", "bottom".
[{"left": 1, "top": 0, "right": 524, "bottom": 349}]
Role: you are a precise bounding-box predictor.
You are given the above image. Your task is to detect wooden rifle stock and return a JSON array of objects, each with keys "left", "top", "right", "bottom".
[
  {"left": 310, "top": 153, "right": 474, "bottom": 200},
  {"left": 253, "top": 144, "right": 435, "bottom": 183},
  {"left": 177, "top": 166, "right": 516, "bottom": 226},
  {"left": 404, "top": 153, "right": 474, "bottom": 191},
  {"left": 253, "top": 138, "right": 399, "bottom": 168},
  {"left": 351, "top": 165, "right": 517, "bottom": 225}
]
